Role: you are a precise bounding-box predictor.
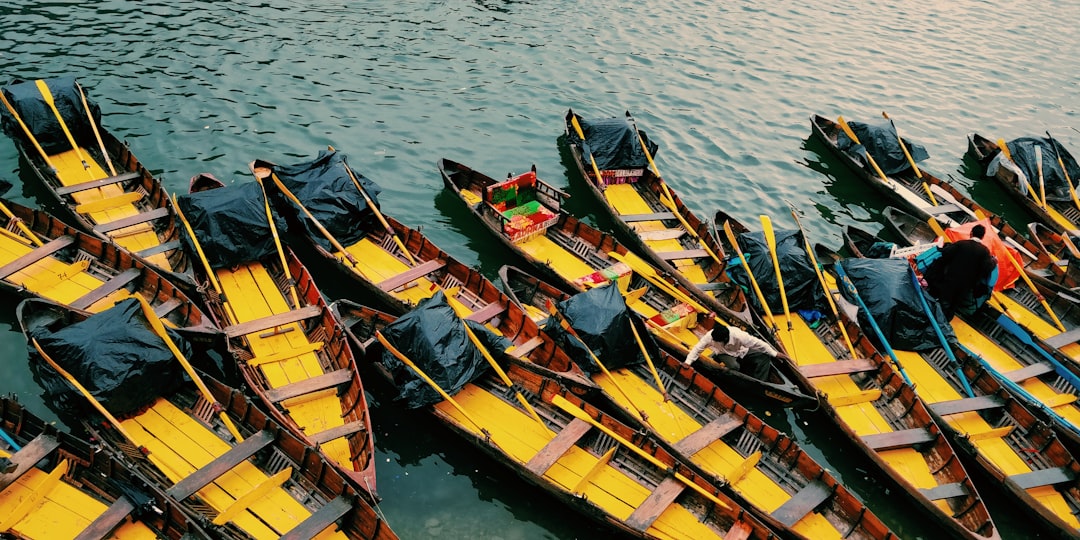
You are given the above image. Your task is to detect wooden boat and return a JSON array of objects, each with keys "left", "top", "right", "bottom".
[
  {"left": 17, "top": 297, "right": 397, "bottom": 540},
  {"left": 716, "top": 211, "right": 998, "bottom": 539},
  {"left": 0, "top": 196, "right": 217, "bottom": 345},
  {"left": 817, "top": 261, "right": 1080, "bottom": 538},
  {"left": 437, "top": 157, "right": 771, "bottom": 365},
  {"left": 490, "top": 265, "right": 911, "bottom": 538},
  {"left": 0, "top": 77, "right": 192, "bottom": 285},
  {"left": 967, "top": 132, "right": 1080, "bottom": 235},
  {"left": 334, "top": 297, "right": 811, "bottom": 540},
  {"left": 0, "top": 396, "right": 213, "bottom": 539},
  {"left": 497, "top": 264, "right": 815, "bottom": 408},
  {"left": 561, "top": 109, "right": 746, "bottom": 319},
  {"left": 1027, "top": 221, "right": 1080, "bottom": 290},
  {"left": 174, "top": 176, "right": 379, "bottom": 498}
]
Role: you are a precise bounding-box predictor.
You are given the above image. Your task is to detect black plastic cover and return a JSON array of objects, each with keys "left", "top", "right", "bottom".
[
  {"left": 1, "top": 77, "right": 102, "bottom": 155},
  {"left": 566, "top": 109, "right": 658, "bottom": 170},
  {"left": 838, "top": 257, "right": 954, "bottom": 352},
  {"left": 1004, "top": 137, "right": 1080, "bottom": 202},
  {"left": 542, "top": 282, "right": 652, "bottom": 375},
  {"left": 270, "top": 150, "right": 382, "bottom": 251},
  {"left": 176, "top": 182, "right": 286, "bottom": 269},
  {"left": 30, "top": 298, "right": 190, "bottom": 417},
  {"left": 727, "top": 228, "right": 825, "bottom": 313},
  {"left": 836, "top": 119, "right": 930, "bottom": 176},
  {"left": 378, "top": 291, "right": 508, "bottom": 409}
]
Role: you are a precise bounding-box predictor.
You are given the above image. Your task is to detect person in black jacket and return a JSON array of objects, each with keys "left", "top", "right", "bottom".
[{"left": 923, "top": 224, "right": 997, "bottom": 318}]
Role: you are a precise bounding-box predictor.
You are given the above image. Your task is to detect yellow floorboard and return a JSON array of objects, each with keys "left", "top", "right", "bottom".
[
  {"left": 604, "top": 184, "right": 709, "bottom": 286},
  {"left": 0, "top": 467, "right": 157, "bottom": 539},
  {"left": 342, "top": 238, "right": 437, "bottom": 306}
]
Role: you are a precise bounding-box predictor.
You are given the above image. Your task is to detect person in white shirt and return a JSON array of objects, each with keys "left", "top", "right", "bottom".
[{"left": 684, "top": 324, "right": 780, "bottom": 380}]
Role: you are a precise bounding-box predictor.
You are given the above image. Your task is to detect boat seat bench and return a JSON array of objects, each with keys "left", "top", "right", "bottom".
[
  {"left": 919, "top": 482, "right": 968, "bottom": 501},
  {"left": 166, "top": 430, "right": 275, "bottom": 500},
  {"left": 1010, "top": 467, "right": 1076, "bottom": 490},
  {"left": 657, "top": 249, "right": 709, "bottom": 261},
  {"left": 135, "top": 239, "right": 181, "bottom": 259},
  {"left": 265, "top": 369, "right": 353, "bottom": 403},
  {"left": 862, "top": 428, "right": 935, "bottom": 452},
  {"left": 508, "top": 336, "right": 544, "bottom": 359},
  {"left": 1002, "top": 362, "right": 1055, "bottom": 383},
  {"left": 771, "top": 479, "right": 833, "bottom": 528},
  {"left": 309, "top": 421, "right": 366, "bottom": 446},
  {"left": 72, "top": 495, "right": 136, "bottom": 540},
  {"left": 93, "top": 207, "right": 170, "bottom": 235},
  {"left": 69, "top": 267, "right": 142, "bottom": 310},
  {"left": 465, "top": 301, "right": 506, "bottom": 323},
  {"left": 280, "top": 496, "right": 354, "bottom": 540},
  {"left": 799, "top": 359, "right": 877, "bottom": 379},
  {"left": 377, "top": 259, "right": 445, "bottom": 292},
  {"left": 621, "top": 212, "right": 676, "bottom": 223},
  {"left": 525, "top": 418, "right": 592, "bottom": 475},
  {"left": 0, "top": 235, "right": 75, "bottom": 279},
  {"left": 56, "top": 172, "right": 141, "bottom": 196},
  {"left": 672, "top": 414, "right": 741, "bottom": 456},
  {"left": 0, "top": 434, "right": 60, "bottom": 492},
  {"left": 223, "top": 305, "right": 323, "bottom": 338},
  {"left": 1044, "top": 327, "right": 1080, "bottom": 349},
  {"left": 928, "top": 395, "right": 1005, "bottom": 416},
  {"left": 625, "top": 476, "right": 685, "bottom": 532}
]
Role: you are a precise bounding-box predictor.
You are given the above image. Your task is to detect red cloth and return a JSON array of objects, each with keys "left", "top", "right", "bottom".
[{"left": 943, "top": 218, "right": 1019, "bottom": 291}]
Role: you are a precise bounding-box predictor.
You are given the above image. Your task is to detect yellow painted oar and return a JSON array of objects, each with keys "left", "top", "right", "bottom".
[
  {"left": 788, "top": 206, "right": 858, "bottom": 361},
  {"left": 881, "top": 112, "right": 937, "bottom": 205},
  {"left": 997, "top": 138, "right": 1045, "bottom": 207},
  {"left": 607, "top": 251, "right": 706, "bottom": 313},
  {"left": 375, "top": 330, "right": 492, "bottom": 440},
  {"left": 568, "top": 115, "right": 608, "bottom": 192},
  {"left": 1047, "top": 131, "right": 1080, "bottom": 214},
  {"left": 550, "top": 394, "right": 731, "bottom": 511},
  {"left": 250, "top": 164, "right": 362, "bottom": 269},
  {"left": 760, "top": 215, "right": 799, "bottom": 361},
  {"left": 927, "top": 217, "right": 1066, "bottom": 332},
  {"left": 0, "top": 200, "right": 43, "bottom": 247},
  {"left": 253, "top": 175, "right": 301, "bottom": 309},
  {"left": 546, "top": 299, "right": 655, "bottom": 428},
  {"left": 0, "top": 90, "right": 57, "bottom": 173},
  {"left": 627, "top": 315, "right": 667, "bottom": 398},
  {"left": 35, "top": 80, "right": 94, "bottom": 180},
  {"left": 171, "top": 193, "right": 238, "bottom": 325},
  {"left": 1036, "top": 146, "right": 1048, "bottom": 208},
  {"left": 722, "top": 219, "right": 779, "bottom": 337},
  {"left": 622, "top": 113, "right": 725, "bottom": 269},
  {"left": 134, "top": 293, "right": 244, "bottom": 442},
  {"left": 837, "top": 116, "right": 891, "bottom": 188},
  {"left": 328, "top": 145, "right": 417, "bottom": 266},
  {"left": 75, "top": 81, "right": 115, "bottom": 177}
]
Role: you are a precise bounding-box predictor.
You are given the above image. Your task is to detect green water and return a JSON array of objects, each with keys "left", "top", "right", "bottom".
[{"left": 3, "top": 1, "right": 1079, "bottom": 538}]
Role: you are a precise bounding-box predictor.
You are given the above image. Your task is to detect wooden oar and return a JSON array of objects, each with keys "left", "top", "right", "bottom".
[
  {"left": 550, "top": 394, "right": 731, "bottom": 511},
  {"left": 34, "top": 80, "right": 94, "bottom": 180},
  {"left": 253, "top": 175, "right": 301, "bottom": 309},
  {"left": 171, "top": 193, "right": 238, "bottom": 324},
  {"left": 327, "top": 145, "right": 417, "bottom": 266},
  {"left": 927, "top": 216, "right": 1066, "bottom": 332},
  {"left": 787, "top": 205, "right": 857, "bottom": 361},
  {"left": 545, "top": 299, "right": 654, "bottom": 427},
  {"left": 836, "top": 116, "right": 892, "bottom": 188},
  {"left": 1036, "top": 146, "right": 1048, "bottom": 208},
  {"left": 250, "top": 164, "right": 362, "bottom": 269},
  {"left": 606, "top": 251, "right": 707, "bottom": 313},
  {"left": 627, "top": 314, "right": 668, "bottom": 398},
  {"left": 881, "top": 112, "right": 937, "bottom": 205},
  {"left": 830, "top": 264, "right": 916, "bottom": 387},
  {"left": 1046, "top": 131, "right": 1080, "bottom": 214},
  {"left": 622, "top": 112, "right": 725, "bottom": 268},
  {"left": 722, "top": 219, "right": 779, "bottom": 337},
  {"left": 0, "top": 200, "right": 43, "bottom": 247},
  {"left": 75, "top": 81, "right": 115, "bottom": 177},
  {"left": 996, "top": 138, "right": 1045, "bottom": 207},
  {"left": 0, "top": 90, "right": 57, "bottom": 174},
  {"left": 760, "top": 215, "right": 798, "bottom": 360},
  {"left": 134, "top": 293, "right": 244, "bottom": 441},
  {"left": 375, "top": 330, "right": 492, "bottom": 440}
]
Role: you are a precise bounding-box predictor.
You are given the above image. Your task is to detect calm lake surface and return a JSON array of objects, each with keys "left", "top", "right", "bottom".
[{"left": 2, "top": 1, "right": 1078, "bottom": 538}]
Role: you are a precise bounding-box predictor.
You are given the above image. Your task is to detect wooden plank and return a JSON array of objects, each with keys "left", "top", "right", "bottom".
[
  {"left": 0, "top": 236, "right": 74, "bottom": 279},
  {"left": 94, "top": 207, "right": 170, "bottom": 234},
  {"left": 637, "top": 229, "right": 686, "bottom": 241},
  {"left": 72, "top": 496, "right": 135, "bottom": 540},
  {"left": 918, "top": 482, "right": 968, "bottom": 501},
  {"left": 525, "top": 418, "right": 591, "bottom": 475},
  {"left": 1010, "top": 467, "right": 1076, "bottom": 490},
  {"left": 153, "top": 298, "right": 181, "bottom": 317},
  {"left": 376, "top": 259, "right": 445, "bottom": 292},
  {"left": 921, "top": 203, "right": 962, "bottom": 216},
  {"left": 56, "top": 172, "right": 140, "bottom": 196},
  {"left": 656, "top": 249, "right": 709, "bottom": 261},
  {"left": 723, "top": 521, "right": 754, "bottom": 540},
  {"left": 134, "top": 239, "right": 181, "bottom": 259},
  {"left": 770, "top": 479, "right": 832, "bottom": 528},
  {"left": 166, "top": 430, "right": 274, "bottom": 500},
  {"left": 74, "top": 192, "right": 143, "bottom": 214},
  {"left": 1044, "top": 327, "right": 1080, "bottom": 349},
  {"left": 799, "top": 359, "right": 877, "bottom": 379},
  {"left": 929, "top": 395, "right": 1005, "bottom": 417},
  {"left": 265, "top": 369, "right": 353, "bottom": 403},
  {"left": 70, "top": 268, "right": 142, "bottom": 310},
  {"left": 625, "top": 477, "right": 685, "bottom": 532},
  {"left": 862, "top": 428, "right": 935, "bottom": 451},
  {"left": 672, "top": 415, "right": 741, "bottom": 457},
  {"left": 465, "top": 301, "right": 506, "bottom": 323},
  {"left": 1002, "top": 362, "right": 1056, "bottom": 383},
  {"left": 693, "top": 282, "right": 728, "bottom": 292},
  {"left": 280, "top": 496, "right": 353, "bottom": 540},
  {"left": 622, "top": 212, "right": 676, "bottom": 222},
  {"left": 223, "top": 305, "right": 323, "bottom": 338},
  {"left": 0, "top": 434, "right": 60, "bottom": 492},
  {"left": 508, "top": 336, "right": 544, "bottom": 359},
  {"left": 309, "top": 421, "right": 365, "bottom": 445}
]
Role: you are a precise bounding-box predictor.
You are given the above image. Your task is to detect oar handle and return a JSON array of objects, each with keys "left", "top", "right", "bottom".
[
  {"left": 76, "top": 81, "right": 115, "bottom": 177},
  {"left": 837, "top": 116, "right": 890, "bottom": 184},
  {"left": 254, "top": 175, "right": 301, "bottom": 309}
]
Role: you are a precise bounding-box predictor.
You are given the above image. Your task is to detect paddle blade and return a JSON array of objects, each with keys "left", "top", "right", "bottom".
[
  {"left": 996, "top": 138, "right": 1013, "bottom": 161},
  {"left": 836, "top": 116, "right": 861, "bottom": 144},
  {"left": 760, "top": 215, "right": 777, "bottom": 252}
]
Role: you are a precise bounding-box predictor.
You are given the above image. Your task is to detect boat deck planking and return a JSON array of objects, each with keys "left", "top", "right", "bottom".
[{"left": 337, "top": 237, "right": 437, "bottom": 306}]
